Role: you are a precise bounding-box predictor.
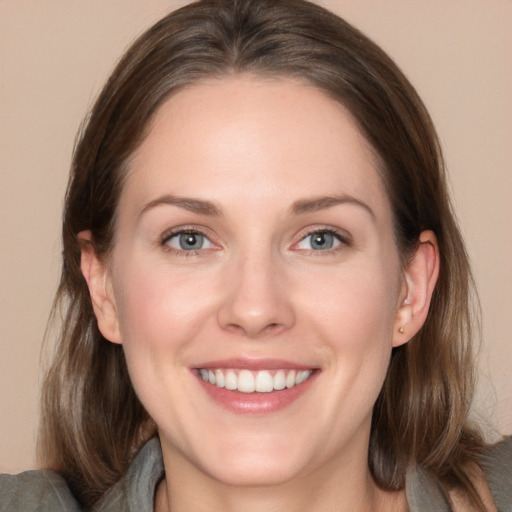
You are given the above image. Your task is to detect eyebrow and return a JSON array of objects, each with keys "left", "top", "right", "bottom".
[
  {"left": 139, "top": 194, "right": 221, "bottom": 218},
  {"left": 138, "top": 193, "right": 374, "bottom": 220},
  {"left": 290, "top": 194, "right": 375, "bottom": 220}
]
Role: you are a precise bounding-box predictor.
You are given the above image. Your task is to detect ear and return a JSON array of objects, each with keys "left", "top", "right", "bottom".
[
  {"left": 78, "top": 230, "right": 121, "bottom": 344},
  {"left": 393, "top": 230, "right": 440, "bottom": 347}
]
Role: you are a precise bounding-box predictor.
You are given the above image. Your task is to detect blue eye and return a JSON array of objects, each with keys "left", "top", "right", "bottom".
[
  {"left": 165, "top": 231, "right": 214, "bottom": 251},
  {"left": 296, "top": 230, "right": 341, "bottom": 251}
]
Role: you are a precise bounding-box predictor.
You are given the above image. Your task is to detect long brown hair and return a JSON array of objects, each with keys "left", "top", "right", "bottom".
[{"left": 39, "top": 0, "right": 486, "bottom": 508}]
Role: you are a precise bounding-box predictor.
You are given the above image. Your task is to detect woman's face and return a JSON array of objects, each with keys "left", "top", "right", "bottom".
[{"left": 101, "top": 77, "right": 408, "bottom": 486}]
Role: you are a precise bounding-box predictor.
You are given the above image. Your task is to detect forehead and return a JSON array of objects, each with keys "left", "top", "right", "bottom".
[{"left": 122, "top": 76, "right": 390, "bottom": 221}]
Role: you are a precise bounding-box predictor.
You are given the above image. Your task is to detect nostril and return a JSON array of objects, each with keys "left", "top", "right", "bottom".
[{"left": 263, "top": 323, "right": 284, "bottom": 334}]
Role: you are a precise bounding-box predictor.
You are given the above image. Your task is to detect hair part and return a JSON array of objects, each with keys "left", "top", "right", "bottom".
[{"left": 39, "top": 0, "right": 486, "bottom": 508}]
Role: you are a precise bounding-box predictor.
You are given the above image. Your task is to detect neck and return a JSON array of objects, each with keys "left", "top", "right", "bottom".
[{"left": 155, "top": 445, "right": 407, "bottom": 512}]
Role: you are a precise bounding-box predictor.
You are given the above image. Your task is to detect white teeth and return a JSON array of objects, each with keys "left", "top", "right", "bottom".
[
  {"left": 215, "top": 369, "right": 225, "bottom": 388},
  {"left": 225, "top": 370, "right": 237, "bottom": 390},
  {"left": 296, "top": 370, "right": 310, "bottom": 384},
  {"left": 255, "top": 370, "right": 274, "bottom": 392},
  {"left": 273, "top": 370, "right": 286, "bottom": 391},
  {"left": 286, "top": 370, "right": 296, "bottom": 389},
  {"left": 198, "top": 368, "right": 313, "bottom": 393},
  {"left": 238, "top": 370, "right": 255, "bottom": 393}
]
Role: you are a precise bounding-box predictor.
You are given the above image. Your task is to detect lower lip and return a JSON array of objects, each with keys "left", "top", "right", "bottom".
[{"left": 195, "top": 371, "right": 318, "bottom": 415}]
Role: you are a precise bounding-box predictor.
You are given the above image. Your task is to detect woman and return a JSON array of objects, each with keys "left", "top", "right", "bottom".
[{"left": 1, "top": 0, "right": 510, "bottom": 510}]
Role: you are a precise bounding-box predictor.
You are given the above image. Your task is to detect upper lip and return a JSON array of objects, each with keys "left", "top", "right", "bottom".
[{"left": 193, "top": 357, "right": 318, "bottom": 371}]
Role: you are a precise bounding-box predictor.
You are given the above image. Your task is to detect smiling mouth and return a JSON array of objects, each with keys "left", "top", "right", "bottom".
[{"left": 197, "top": 368, "right": 314, "bottom": 393}]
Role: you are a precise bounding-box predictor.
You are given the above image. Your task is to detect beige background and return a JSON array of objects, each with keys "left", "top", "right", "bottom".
[{"left": 1, "top": 0, "right": 511, "bottom": 473}]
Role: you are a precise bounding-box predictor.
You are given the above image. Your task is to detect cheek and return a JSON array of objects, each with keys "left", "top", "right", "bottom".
[
  {"left": 301, "top": 259, "right": 400, "bottom": 394},
  {"left": 296, "top": 262, "right": 400, "bottom": 446},
  {"left": 110, "top": 259, "right": 217, "bottom": 427},
  {"left": 113, "top": 259, "right": 216, "bottom": 350},
  {"left": 304, "top": 258, "right": 399, "bottom": 342},
  {"left": 110, "top": 259, "right": 220, "bottom": 417}
]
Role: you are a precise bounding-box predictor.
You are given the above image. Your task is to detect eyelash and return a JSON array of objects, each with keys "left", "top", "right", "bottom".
[
  {"left": 159, "top": 226, "right": 352, "bottom": 257},
  {"left": 160, "top": 227, "right": 217, "bottom": 257},
  {"left": 294, "top": 227, "right": 352, "bottom": 256}
]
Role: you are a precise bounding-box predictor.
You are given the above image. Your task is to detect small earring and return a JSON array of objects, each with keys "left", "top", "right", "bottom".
[{"left": 398, "top": 326, "right": 405, "bottom": 334}]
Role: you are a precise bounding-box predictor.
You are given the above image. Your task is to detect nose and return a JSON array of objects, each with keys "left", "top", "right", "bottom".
[{"left": 217, "top": 250, "right": 296, "bottom": 338}]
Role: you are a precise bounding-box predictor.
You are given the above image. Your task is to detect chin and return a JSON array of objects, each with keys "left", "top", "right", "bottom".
[
  {"left": 180, "top": 432, "right": 314, "bottom": 487},
  {"left": 203, "top": 455, "right": 306, "bottom": 487}
]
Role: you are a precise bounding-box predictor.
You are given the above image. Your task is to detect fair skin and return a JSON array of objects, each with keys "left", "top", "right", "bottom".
[{"left": 81, "top": 77, "right": 439, "bottom": 512}]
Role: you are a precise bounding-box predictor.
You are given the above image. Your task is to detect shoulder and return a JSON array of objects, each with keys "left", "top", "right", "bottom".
[
  {"left": 0, "top": 469, "right": 80, "bottom": 511},
  {"left": 453, "top": 435, "right": 512, "bottom": 512},
  {"left": 93, "top": 437, "right": 164, "bottom": 512},
  {"left": 0, "top": 438, "right": 163, "bottom": 512},
  {"left": 480, "top": 435, "right": 512, "bottom": 511},
  {"left": 405, "top": 436, "right": 512, "bottom": 512}
]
